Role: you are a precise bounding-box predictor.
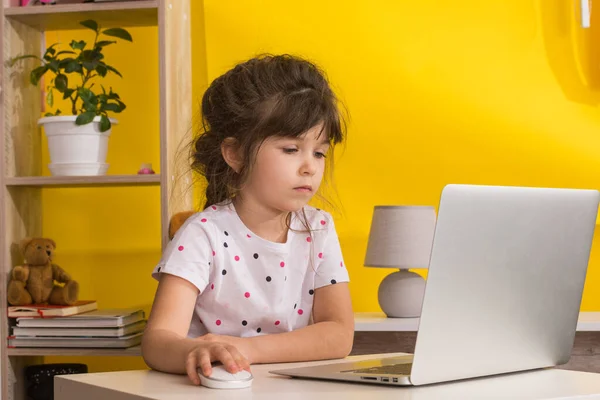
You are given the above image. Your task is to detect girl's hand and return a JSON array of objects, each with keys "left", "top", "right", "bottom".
[
  {"left": 198, "top": 333, "right": 256, "bottom": 363},
  {"left": 185, "top": 339, "right": 251, "bottom": 385}
]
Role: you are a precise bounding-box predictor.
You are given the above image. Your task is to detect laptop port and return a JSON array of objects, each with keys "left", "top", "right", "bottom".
[
  {"left": 360, "top": 377, "right": 378, "bottom": 381},
  {"left": 381, "top": 377, "right": 390, "bottom": 382},
  {"left": 393, "top": 378, "right": 398, "bottom": 383}
]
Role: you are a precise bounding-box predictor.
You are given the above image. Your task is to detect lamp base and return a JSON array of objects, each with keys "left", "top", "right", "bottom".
[{"left": 378, "top": 269, "right": 426, "bottom": 318}]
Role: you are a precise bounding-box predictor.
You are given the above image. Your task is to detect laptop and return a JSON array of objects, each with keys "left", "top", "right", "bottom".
[{"left": 270, "top": 184, "right": 600, "bottom": 386}]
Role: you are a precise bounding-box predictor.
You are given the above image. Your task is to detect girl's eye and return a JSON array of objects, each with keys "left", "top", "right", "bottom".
[
  {"left": 283, "top": 148, "right": 298, "bottom": 154},
  {"left": 315, "top": 152, "right": 327, "bottom": 159}
]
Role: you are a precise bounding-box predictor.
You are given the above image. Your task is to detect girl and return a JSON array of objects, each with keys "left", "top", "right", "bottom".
[{"left": 141, "top": 54, "right": 354, "bottom": 385}]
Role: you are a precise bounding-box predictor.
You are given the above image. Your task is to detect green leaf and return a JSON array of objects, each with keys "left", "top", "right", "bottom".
[
  {"left": 55, "top": 74, "right": 68, "bottom": 92},
  {"left": 47, "top": 60, "right": 60, "bottom": 73},
  {"left": 103, "top": 103, "right": 121, "bottom": 113},
  {"left": 44, "top": 112, "right": 55, "bottom": 117},
  {"left": 75, "top": 111, "right": 96, "bottom": 125},
  {"left": 30, "top": 66, "right": 48, "bottom": 85},
  {"left": 80, "top": 19, "right": 98, "bottom": 32},
  {"left": 63, "top": 88, "right": 75, "bottom": 100},
  {"left": 64, "top": 61, "right": 82, "bottom": 73},
  {"left": 81, "top": 49, "right": 103, "bottom": 62},
  {"left": 95, "top": 40, "right": 116, "bottom": 48},
  {"left": 83, "top": 61, "right": 98, "bottom": 71},
  {"left": 54, "top": 50, "right": 77, "bottom": 57},
  {"left": 108, "top": 87, "right": 120, "bottom": 99},
  {"left": 70, "top": 40, "right": 86, "bottom": 50},
  {"left": 99, "top": 115, "right": 111, "bottom": 132},
  {"left": 105, "top": 65, "right": 122, "bottom": 78},
  {"left": 96, "top": 64, "right": 108, "bottom": 77},
  {"left": 102, "top": 28, "right": 133, "bottom": 42},
  {"left": 43, "top": 43, "right": 58, "bottom": 59},
  {"left": 5, "top": 54, "right": 42, "bottom": 68},
  {"left": 55, "top": 109, "right": 62, "bottom": 116},
  {"left": 46, "top": 89, "right": 54, "bottom": 108},
  {"left": 77, "top": 87, "right": 94, "bottom": 103}
]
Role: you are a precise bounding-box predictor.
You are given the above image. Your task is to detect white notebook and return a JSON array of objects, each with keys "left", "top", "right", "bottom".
[
  {"left": 7, "top": 332, "right": 143, "bottom": 348},
  {"left": 12, "top": 320, "right": 146, "bottom": 338},
  {"left": 16, "top": 308, "right": 145, "bottom": 328}
]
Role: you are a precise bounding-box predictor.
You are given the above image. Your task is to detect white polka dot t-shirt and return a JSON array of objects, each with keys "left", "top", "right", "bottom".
[{"left": 152, "top": 203, "right": 350, "bottom": 338}]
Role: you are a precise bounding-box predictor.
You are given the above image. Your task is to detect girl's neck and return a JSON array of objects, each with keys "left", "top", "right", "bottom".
[{"left": 232, "top": 197, "right": 291, "bottom": 243}]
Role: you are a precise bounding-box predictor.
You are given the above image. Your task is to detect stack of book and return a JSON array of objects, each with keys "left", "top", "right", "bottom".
[{"left": 7, "top": 301, "right": 146, "bottom": 348}]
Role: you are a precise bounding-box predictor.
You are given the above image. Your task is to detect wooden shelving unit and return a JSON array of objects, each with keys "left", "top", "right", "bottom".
[{"left": 0, "top": 1, "right": 193, "bottom": 399}]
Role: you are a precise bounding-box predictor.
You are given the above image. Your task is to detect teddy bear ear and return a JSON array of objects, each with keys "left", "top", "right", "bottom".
[
  {"left": 47, "top": 238, "right": 56, "bottom": 249},
  {"left": 19, "top": 237, "right": 34, "bottom": 254}
]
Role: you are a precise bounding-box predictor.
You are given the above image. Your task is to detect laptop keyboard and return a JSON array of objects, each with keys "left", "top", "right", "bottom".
[{"left": 344, "top": 363, "right": 413, "bottom": 376}]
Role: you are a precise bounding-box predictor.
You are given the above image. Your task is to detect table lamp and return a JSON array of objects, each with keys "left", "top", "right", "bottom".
[{"left": 364, "top": 205, "right": 437, "bottom": 318}]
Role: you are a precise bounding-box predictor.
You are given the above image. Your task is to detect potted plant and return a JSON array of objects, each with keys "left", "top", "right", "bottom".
[{"left": 6, "top": 19, "right": 132, "bottom": 176}]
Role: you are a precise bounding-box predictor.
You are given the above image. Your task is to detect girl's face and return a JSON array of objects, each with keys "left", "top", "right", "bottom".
[{"left": 242, "top": 124, "right": 330, "bottom": 214}]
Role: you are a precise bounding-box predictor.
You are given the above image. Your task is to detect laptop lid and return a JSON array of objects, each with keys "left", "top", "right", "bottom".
[{"left": 410, "top": 184, "right": 599, "bottom": 385}]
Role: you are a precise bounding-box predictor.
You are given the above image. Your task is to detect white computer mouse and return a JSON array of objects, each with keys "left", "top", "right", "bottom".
[{"left": 198, "top": 365, "right": 253, "bottom": 389}]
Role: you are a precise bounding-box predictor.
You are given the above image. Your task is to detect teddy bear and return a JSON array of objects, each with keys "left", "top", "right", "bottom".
[
  {"left": 169, "top": 210, "right": 196, "bottom": 240},
  {"left": 7, "top": 237, "right": 79, "bottom": 306}
]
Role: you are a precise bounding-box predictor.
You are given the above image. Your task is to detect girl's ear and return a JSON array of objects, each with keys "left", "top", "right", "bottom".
[{"left": 221, "top": 137, "right": 243, "bottom": 173}]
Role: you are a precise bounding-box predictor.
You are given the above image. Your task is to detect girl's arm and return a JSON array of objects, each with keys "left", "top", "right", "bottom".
[
  {"left": 231, "top": 282, "right": 355, "bottom": 364},
  {"left": 141, "top": 274, "right": 250, "bottom": 383}
]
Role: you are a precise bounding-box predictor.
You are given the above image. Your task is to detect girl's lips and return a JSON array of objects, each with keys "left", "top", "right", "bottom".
[{"left": 294, "top": 186, "right": 312, "bottom": 193}]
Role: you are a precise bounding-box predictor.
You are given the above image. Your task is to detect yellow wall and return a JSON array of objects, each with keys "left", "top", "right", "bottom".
[
  {"left": 42, "top": 0, "right": 600, "bottom": 371},
  {"left": 201, "top": 0, "right": 600, "bottom": 313}
]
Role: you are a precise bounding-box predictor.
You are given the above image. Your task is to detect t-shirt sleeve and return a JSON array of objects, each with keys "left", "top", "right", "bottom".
[
  {"left": 152, "top": 216, "right": 213, "bottom": 293},
  {"left": 314, "top": 213, "right": 350, "bottom": 289}
]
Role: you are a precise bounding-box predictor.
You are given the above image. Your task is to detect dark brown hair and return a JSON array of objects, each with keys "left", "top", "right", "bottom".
[{"left": 191, "top": 54, "right": 346, "bottom": 210}]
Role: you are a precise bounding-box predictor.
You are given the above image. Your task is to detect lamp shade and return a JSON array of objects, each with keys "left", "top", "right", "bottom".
[{"left": 364, "top": 205, "right": 436, "bottom": 269}]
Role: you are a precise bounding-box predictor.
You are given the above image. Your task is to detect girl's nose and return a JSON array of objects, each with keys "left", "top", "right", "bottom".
[{"left": 300, "top": 156, "right": 317, "bottom": 176}]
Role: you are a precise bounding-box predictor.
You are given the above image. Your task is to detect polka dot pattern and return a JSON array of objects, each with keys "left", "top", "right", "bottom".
[{"left": 158, "top": 205, "right": 349, "bottom": 337}]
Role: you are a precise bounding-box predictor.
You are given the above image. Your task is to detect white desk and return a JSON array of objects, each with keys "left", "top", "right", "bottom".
[{"left": 55, "top": 353, "right": 600, "bottom": 400}]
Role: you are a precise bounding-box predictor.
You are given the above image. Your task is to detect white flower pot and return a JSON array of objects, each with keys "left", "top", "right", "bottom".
[{"left": 38, "top": 115, "right": 117, "bottom": 176}]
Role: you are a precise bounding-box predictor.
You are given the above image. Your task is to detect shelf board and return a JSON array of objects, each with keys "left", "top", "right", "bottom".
[
  {"left": 7, "top": 345, "right": 141, "bottom": 357},
  {"left": 3, "top": 0, "right": 158, "bottom": 30},
  {"left": 4, "top": 174, "right": 161, "bottom": 187}
]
